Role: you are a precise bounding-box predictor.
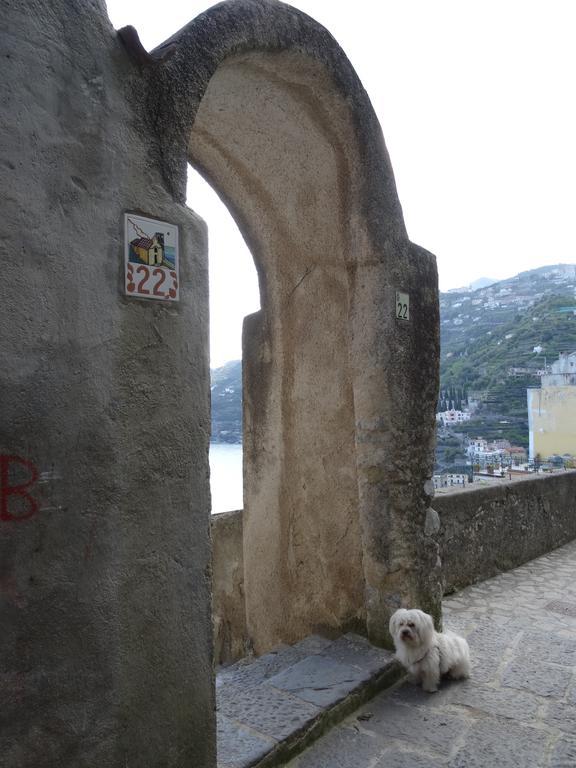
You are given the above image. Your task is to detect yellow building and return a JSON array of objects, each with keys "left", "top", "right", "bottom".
[
  {"left": 130, "top": 233, "right": 164, "bottom": 266},
  {"left": 528, "top": 352, "right": 576, "bottom": 460}
]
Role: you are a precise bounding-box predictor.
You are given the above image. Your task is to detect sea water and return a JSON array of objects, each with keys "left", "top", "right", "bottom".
[{"left": 209, "top": 443, "right": 243, "bottom": 514}]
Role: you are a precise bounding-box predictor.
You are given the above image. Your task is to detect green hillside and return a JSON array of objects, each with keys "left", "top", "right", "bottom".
[
  {"left": 441, "top": 293, "right": 576, "bottom": 390},
  {"left": 440, "top": 292, "right": 576, "bottom": 448},
  {"left": 210, "top": 265, "right": 576, "bottom": 450}
]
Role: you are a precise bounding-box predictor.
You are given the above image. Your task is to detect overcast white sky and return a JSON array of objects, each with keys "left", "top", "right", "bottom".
[{"left": 106, "top": 0, "right": 576, "bottom": 365}]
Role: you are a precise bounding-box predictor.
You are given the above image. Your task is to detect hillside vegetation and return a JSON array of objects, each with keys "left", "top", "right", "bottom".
[
  {"left": 439, "top": 265, "right": 576, "bottom": 448},
  {"left": 211, "top": 265, "right": 576, "bottom": 447}
]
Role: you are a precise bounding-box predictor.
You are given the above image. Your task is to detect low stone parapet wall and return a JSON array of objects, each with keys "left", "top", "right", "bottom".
[
  {"left": 434, "top": 471, "right": 576, "bottom": 594},
  {"left": 211, "top": 510, "right": 248, "bottom": 665},
  {"left": 211, "top": 472, "right": 576, "bottom": 664}
]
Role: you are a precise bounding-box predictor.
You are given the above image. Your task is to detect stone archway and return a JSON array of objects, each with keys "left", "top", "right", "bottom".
[
  {"left": 189, "top": 50, "right": 367, "bottom": 654},
  {"left": 1, "top": 1, "right": 440, "bottom": 766},
  {"left": 155, "top": 2, "right": 442, "bottom": 655}
]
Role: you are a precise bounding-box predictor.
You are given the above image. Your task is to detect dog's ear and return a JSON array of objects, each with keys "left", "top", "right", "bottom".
[
  {"left": 414, "top": 610, "right": 435, "bottom": 638},
  {"left": 389, "top": 608, "right": 408, "bottom": 636}
]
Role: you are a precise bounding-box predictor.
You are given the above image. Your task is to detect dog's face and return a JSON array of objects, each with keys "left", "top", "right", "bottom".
[{"left": 389, "top": 608, "right": 434, "bottom": 649}]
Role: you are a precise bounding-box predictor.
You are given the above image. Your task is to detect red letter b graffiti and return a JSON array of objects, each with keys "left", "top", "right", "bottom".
[{"left": 0, "top": 455, "right": 39, "bottom": 521}]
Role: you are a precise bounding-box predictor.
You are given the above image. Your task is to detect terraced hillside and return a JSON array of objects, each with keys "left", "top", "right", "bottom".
[
  {"left": 210, "top": 264, "right": 576, "bottom": 448},
  {"left": 440, "top": 264, "right": 576, "bottom": 449}
]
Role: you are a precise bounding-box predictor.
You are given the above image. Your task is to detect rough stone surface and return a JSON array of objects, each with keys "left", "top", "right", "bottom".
[
  {"left": 286, "top": 539, "right": 576, "bottom": 768},
  {"left": 217, "top": 715, "right": 275, "bottom": 768},
  {"left": 522, "top": 630, "right": 576, "bottom": 665},
  {"left": 543, "top": 702, "right": 576, "bottom": 735},
  {"left": 375, "top": 751, "right": 445, "bottom": 768},
  {"left": 425, "top": 506, "right": 441, "bottom": 536},
  {"left": 318, "top": 632, "right": 395, "bottom": 674},
  {"left": 218, "top": 636, "right": 331, "bottom": 690},
  {"left": 443, "top": 680, "right": 542, "bottom": 721},
  {"left": 447, "top": 719, "right": 548, "bottom": 768},
  {"left": 434, "top": 472, "right": 576, "bottom": 594},
  {"left": 362, "top": 699, "right": 468, "bottom": 755},
  {"left": 216, "top": 632, "right": 400, "bottom": 767},
  {"left": 181, "top": 3, "right": 441, "bottom": 652},
  {"left": 501, "top": 658, "right": 571, "bottom": 698},
  {"left": 212, "top": 510, "right": 249, "bottom": 665},
  {"left": 218, "top": 682, "right": 322, "bottom": 742},
  {"left": 293, "top": 726, "right": 386, "bottom": 768},
  {"left": 2, "top": 0, "right": 441, "bottom": 764},
  {"left": 1, "top": 1, "right": 213, "bottom": 766},
  {"left": 211, "top": 474, "right": 576, "bottom": 665},
  {"left": 267, "top": 655, "right": 371, "bottom": 708},
  {"left": 550, "top": 738, "right": 576, "bottom": 768}
]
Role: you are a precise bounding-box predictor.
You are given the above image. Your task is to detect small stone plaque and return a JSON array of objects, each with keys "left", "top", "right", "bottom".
[
  {"left": 396, "top": 291, "right": 409, "bottom": 321},
  {"left": 124, "top": 213, "right": 179, "bottom": 301}
]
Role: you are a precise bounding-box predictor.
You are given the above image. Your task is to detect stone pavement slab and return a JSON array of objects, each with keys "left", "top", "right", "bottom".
[
  {"left": 216, "top": 632, "right": 400, "bottom": 767},
  {"left": 267, "top": 655, "right": 372, "bottom": 708},
  {"left": 292, "top": 725, "right": 389, "bottom": 768},
  {"left": 217, "top": 714, "right": 276, "bottom": 768},
  {"left": 501, "top": 656, "right": 570, "bottom": 698},
  {"left": 219, "top": 681, "right": 322, "bottom": 742},
  {"left": 550, "top": 737, "right": 576, "bottom": 768},
  {"left": 317, "top": 633, "right": 397, "bottom": 675},
  {"left": 447, "top": 719, "right": 548, "bottom": 768},
  {"left": 360, "top": 696, "right": 468, "bottom": 755},
  {"left": 286, "top": 538, "right": 576, "bottom": 768}
]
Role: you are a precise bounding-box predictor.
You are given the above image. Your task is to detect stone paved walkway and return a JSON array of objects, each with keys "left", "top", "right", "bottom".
[
  {"left": 286, "top": 538, "right": 576, "bottom": 768},
  {"left": 217, "top": 632, "right": 401, "bottom": 767}
]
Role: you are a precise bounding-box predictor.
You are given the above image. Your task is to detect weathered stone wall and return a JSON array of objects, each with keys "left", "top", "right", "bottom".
[
  {"left": 191, "top": 49, "right": 368, "bottom": 649},
  {"left": 182, "top": 13, "right": 441, "bottom": 652},
  {"left": 1, "top": 2, "right": 214, "bottom": 766},
  {"left": 211, "top": 510, "right": 249, "bottom": 665},
  {"left": 213, "top": 473, "right": 576, "bottom": 664},
  {"left": 434, "top": 472, "right": 576, "bottom": 594},
  {"left": 2, "top": 0, "right": 442, "bottom": 763}
]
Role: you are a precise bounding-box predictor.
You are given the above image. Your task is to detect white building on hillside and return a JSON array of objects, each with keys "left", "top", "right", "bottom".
[
  {"left": 436, "top": 409, "right": 471, "bottom": 426},
  {"left": 433, "top": 473, "right": 468, "bottom": 489},
  {"left": 466, "top": 438, "right": 507, "bottom": 469},
  {"left": 540, "top": 352, "right": 576, "bottom": 386}
]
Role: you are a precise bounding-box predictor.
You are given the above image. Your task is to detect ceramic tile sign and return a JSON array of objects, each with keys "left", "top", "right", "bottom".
[
  {"left": 396, "top": 291, "right": 409, "bottom": 321},
  {"left": 124, "top": 214, "right": 179, "bottom": 301}
]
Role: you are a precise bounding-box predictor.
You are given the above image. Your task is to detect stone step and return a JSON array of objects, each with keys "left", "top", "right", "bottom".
[{"left": 216, "top": 632, "right": 403, "bottom": 768}]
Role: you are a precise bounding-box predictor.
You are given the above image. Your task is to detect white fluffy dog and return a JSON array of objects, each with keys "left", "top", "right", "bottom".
[{"left": 389, "top": 608, "right": 471, "bottom": 693}]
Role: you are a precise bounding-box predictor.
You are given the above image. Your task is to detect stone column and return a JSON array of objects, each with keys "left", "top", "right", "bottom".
[
  {"left": 0, "top": 2, "right": 215, "bottom": 765},
  {"left": 350, "top": 241, "right": 442, "bottom": 646}
]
